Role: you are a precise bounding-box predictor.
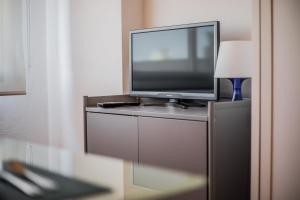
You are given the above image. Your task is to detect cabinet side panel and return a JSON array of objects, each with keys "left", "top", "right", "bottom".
[{"left": 211, "top": 102, "right": 251, "bottom": 200}]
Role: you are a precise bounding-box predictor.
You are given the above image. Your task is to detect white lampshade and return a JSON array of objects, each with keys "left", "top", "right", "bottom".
[{"left": 215, "top": 41, "right": 253, "bottom": 78}]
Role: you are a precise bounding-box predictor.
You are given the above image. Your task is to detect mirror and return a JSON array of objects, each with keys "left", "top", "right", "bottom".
[{"left": 0, "top": 0, "right": 28, "bottom": 95}]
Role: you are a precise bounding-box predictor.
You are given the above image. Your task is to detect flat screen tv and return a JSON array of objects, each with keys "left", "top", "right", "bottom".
[{"left": 129, "top": 21, "right": 220, "bottom": 100}]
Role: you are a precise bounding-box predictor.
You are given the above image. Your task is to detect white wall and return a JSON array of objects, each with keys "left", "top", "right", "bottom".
[
  {"left": 70, "top": 0, "right": 123, "bottom": 149},
  {"left": 47, "top": 0, "right": 124, "bottom": 149},
  {"left": 46, "top": 0, "right": 124, "bottom": 150},
  {"left": 71, "top": 0, "right": 123, "bottom": 97},
  {"left": 46, "top": 0, "right": 77, "bottom": 148}
]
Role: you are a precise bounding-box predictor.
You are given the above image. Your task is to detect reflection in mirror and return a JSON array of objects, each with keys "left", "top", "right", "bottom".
[{"left": 0, "top": 0, "right": 29, "bottom": 95}]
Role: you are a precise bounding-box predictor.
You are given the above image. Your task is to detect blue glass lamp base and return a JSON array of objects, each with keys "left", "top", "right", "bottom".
[{"left": 229, "top": 78, "right": 246, "bottom": 101}]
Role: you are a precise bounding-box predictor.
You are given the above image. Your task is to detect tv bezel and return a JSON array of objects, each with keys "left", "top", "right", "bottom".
[{"left": 129, "top": 21, "right": 220, "bottom": 100}]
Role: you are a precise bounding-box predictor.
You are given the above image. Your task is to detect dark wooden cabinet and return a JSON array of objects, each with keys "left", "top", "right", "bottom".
[{"left": 86, "top": 112, "right": 138, "bottom": 161}]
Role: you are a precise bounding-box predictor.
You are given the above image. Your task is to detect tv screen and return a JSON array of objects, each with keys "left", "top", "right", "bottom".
[{"left": 130, "top": 22, "right": 219, "bottom": 100}]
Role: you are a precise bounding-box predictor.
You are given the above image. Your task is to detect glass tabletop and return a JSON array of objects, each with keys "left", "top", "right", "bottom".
[{"left": 0, "top": 138, "right": 206, "bottom": 200}]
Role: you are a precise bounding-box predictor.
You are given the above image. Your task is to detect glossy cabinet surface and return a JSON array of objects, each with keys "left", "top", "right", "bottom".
[
  {"left": 87, "top": 112, "right": 138, "bottom": 161},
  {"left": 138, "top": 117, "right": 207, "bottom": 174}
]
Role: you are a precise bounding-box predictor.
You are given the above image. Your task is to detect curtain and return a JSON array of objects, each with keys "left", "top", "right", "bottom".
[{"left": 0, "top": 0, "right": 28, "bottom": 93}]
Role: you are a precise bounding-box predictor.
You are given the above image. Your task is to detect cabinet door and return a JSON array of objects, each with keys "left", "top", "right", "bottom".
[
  {"left": 87, "top": 112, "right": 138, "bottom": 161},
  {"left": 139, "top": 117, "right": 207, "bottom": 174}
]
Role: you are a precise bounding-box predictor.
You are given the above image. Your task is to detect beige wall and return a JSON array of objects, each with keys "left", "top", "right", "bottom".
[
  {"left": 272, "top": 0, "right": 300, "bottom": 199},
  {"left": 144, "top": 0, "right": 252, "bottom": 41},
  {"left": 251, "top": 1, "right": 261, "bottom": 199},
  {"left": 256, "top": 0, "right": 300, "bottom": 199},
  {"left": 122, "top": 0, "right": 144, "bottom": 93}
]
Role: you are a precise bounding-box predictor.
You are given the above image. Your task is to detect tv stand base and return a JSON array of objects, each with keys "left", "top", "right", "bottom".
[
  {"left": 167, "top": 99, "right": 188, "bottom": 109},
  {"left": 141, "top": 99, "right": 207, "bottom": 109}
]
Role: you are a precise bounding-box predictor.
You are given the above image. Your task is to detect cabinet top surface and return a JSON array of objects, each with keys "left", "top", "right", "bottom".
[{"left": 86, "top": 105, "right": 209, "bottom": 121}]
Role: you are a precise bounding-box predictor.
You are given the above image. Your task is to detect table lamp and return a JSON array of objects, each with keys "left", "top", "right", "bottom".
[{"left": 215, "top": 41, "right": 252, "bottom": 101}]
